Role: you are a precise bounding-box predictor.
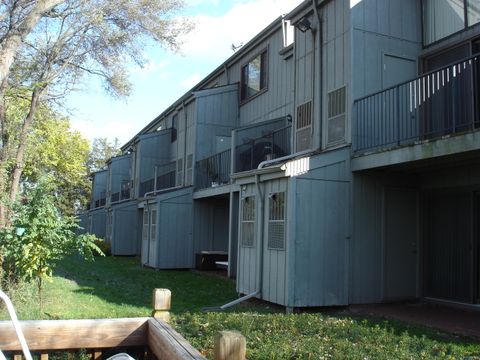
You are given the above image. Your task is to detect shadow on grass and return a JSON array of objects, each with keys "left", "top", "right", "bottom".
[{"left": 54, "top": 255, "right": 238, "bottom": 315}]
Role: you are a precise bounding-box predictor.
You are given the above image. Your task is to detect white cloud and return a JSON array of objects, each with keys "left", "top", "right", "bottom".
[
  {"left": 181, "top": 73, "right": 203, "bottom": 89},
  {"left": 181, "top": 0, "right": 303, "bottom": 60}
]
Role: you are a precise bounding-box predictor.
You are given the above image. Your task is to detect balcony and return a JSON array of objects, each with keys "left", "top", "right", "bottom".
[
  {"left": 110, "top": 181, "right": 132, "bottom": 204},
  {"left": 155, "top": 162, "right": 176, "bottom": 191},
  {"left": 195, "top": 149, "right": 231, "bottom": 190},
  {"left": 234, "top": 124, "right": 291, "bottom": 173},
  {"left": 354, "top": 54, "right": 480, "bottom": 155},
  {"left": 94, "top": 192, "right": 106, "bottom": 209}
]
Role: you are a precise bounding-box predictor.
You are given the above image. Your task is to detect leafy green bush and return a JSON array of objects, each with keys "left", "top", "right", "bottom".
[{"left": 0, "top": 176, "right": 103, "bottom": 298}]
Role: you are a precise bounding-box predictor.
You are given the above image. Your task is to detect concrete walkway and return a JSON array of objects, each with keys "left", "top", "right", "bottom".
[{"left": 348, "top": 302, "right": 480, "bottom": 340}]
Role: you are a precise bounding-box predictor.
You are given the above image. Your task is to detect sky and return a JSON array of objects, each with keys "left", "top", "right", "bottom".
[{"left": 67, "top": 0, "right": 304, "bottom": 147}]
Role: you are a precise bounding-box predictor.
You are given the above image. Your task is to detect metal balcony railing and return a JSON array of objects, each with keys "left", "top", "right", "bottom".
[
  {"left": 155, "top": 162, "right": 176, "bottom": 191},
  {"left": 139, "top": 179, "right": 154, "bottom": 197},
  {"left": 195, "top": 149, "right": 231, "bottom": 190},
  {"left": 354, "top": 54, "right": 480, "bottom": 154},
  {"left": 234, "top": 125, "right": 291, "bottom": 173}
]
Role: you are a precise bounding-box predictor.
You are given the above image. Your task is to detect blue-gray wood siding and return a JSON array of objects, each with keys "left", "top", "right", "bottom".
[
  {"left": 90, "top": 208, "right": 107, "bottom": 239},
  {"left": 108, "top": 155, "right": 132, "bottom": 197},
  {"left": 149, "top": 187, "right": 194, "bottom": 269},
  {"left": 110, "top": 201, "right": 138, "bottom": 256},
  {"left": 288, "top": 147, "right": 350, "bottom": 307},
  {"left": 91, "top": 170, "right": 107, "bottom": 204}
]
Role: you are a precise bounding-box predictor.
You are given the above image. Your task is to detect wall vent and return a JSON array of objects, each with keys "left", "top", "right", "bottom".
[
  {"left": 296, "top": 101, "right": 312, "bottom": 151},
  {"left": 327, "top": 86, "right": 346, "bottom": 145},
  {"left": 267, "top": 192, "right": 286, "bottom": 250}
]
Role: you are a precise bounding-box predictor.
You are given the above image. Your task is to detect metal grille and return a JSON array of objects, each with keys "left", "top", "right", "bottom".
[
  {"left": 296, "top": 101, "right": 312, "bottom": 151},
  {"left": 186, "top": 154, "right": 193, "bottom": 186},
  {"left": 241, "top": 196, "right": 255, "bottom": 247},
  {"left": 268, "top": 192, "right": 285, "bottom": 250},
  {"left": 268, "top": 222, "right": 285, "bottom": 250},
  {"left": 327, "top": 86, "right": 346, "bottom": 145}
]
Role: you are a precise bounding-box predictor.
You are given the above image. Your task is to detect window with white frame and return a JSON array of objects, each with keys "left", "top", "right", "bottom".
[
  {"left": 241, "top": 196, "right": 255, "bottom": 247},
  {"left": 241, "top": 50, "right": 267, "bottom": 102}
]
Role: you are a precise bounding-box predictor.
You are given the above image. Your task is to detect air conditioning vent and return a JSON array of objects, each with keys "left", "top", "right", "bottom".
[
  {"left": 267, "top": 192, "right": 285, "bottom": 250},
  {"left": 327, "top": 86, "right": 346, "bottom": 145},
  {"left": 296, "top": 101, "right": 312, "bottom": 151}
]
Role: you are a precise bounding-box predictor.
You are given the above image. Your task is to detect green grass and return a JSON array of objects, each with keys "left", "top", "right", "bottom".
[{"left": 1, "top": 256, "right": 479, "bottom": 359}]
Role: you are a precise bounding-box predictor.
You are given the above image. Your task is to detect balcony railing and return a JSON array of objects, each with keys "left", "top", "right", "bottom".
[
  {"left": 354, "top": 54, "right": 480, "bottom": 154},
  {"left": 139, "top": 178, "right": 154, "bottom": 197},
  {"left": 94, "top": 197, "right": 106, "bottom": 208},
  {"left": 234, "top": 125, "right": 291, "bottom": 173},
  {"left": 110, "top": 186, "right": 131, "bottom": 204},
  {"left": 155, "top": 162, "right": 176, "bottom": 191},
  {"left": 195, "top": 149, "right": 231, "bottom": 190}
]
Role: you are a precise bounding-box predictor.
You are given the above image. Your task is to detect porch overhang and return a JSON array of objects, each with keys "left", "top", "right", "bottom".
[{"left": 351, "top": 131, "right": 480, "bottom": 172}]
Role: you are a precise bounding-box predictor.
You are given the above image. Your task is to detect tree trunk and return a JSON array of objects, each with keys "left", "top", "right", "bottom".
[{"left": 9, "top": 90, "right": 42, "bottom": 204}]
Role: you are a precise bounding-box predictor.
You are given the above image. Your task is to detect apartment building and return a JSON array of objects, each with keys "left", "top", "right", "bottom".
[{"left": 83, "top": 0, "right": 480, "bottom": 309}]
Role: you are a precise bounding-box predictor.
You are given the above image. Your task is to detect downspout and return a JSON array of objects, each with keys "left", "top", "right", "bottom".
[
  {"left": 183, "top": 100, "right": 188, "bottom": 185},
  {"left": 312, "top": 0, "right": 323, "bottom": 148}
]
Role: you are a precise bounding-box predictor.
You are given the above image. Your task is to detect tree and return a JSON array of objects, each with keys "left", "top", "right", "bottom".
[
  {"left": 87, "top": 137, "right": 121, "bottom": 173},
  {"left": 0, "top": 175, "right": 101, "bottom": 306},
  {"left": 0, "top": 0, "right": 191, "bottom": 225}
]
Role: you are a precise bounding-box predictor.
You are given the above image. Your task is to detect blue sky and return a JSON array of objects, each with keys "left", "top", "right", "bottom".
[{"left": 67, "top": 0, "right": 304, "bottom": 146}]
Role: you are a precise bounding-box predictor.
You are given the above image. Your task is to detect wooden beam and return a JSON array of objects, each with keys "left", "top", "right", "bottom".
[
  {"left": 0, "top": 318, "right": 149, "bottom": 351},
  {"left": 147, "top": 318, "right": 205, "bottom": 360}
]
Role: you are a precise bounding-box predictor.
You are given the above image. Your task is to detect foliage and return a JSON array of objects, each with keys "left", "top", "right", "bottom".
[
  {"left": 1, "top": 256, "right": 478, "bottom": 360},
  {"left": 0, "top": 176, "right": 102, "bottom": 292},
  {"left": 87, "top": 137, "right": 121, "bottom": 173}
]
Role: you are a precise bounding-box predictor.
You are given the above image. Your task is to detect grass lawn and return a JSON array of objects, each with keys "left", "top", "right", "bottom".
[{"left": 1, "top": 256, "right": 479, "bottom": 359}]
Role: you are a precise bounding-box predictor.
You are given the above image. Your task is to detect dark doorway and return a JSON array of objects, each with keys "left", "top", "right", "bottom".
[{"left": 424, "top": 190, "right": 479, "bottom": 304}]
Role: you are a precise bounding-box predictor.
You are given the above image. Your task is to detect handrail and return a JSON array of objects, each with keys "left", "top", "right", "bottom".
[
  {"left": 354, "top": 52, "right": 480, "bottom": 103},
  {"left": 0, "top": 289, "right": 33, "bottom": 360}
]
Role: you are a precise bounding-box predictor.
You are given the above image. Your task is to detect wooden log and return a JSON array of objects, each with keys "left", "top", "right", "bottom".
[
  {"left": 214, "top": 331, "right": 246, "bottom": 360},
  {"left": 152, "top": 289, "right": 171, "bottom": 323},
  {"left": 0, "top": 318, "right": 149, "bottom": 351},
  {"left": 147, "top": 318, "right": 206, "bottom": 360}
]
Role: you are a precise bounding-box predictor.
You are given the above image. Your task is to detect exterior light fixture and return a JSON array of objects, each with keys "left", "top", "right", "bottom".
[{"left": 295, "top": 17, "right": 311, "bottom": 32}]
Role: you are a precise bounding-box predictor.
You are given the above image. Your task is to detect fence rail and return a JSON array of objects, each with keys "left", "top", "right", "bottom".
[
  {"left": 234, "top": 125, "right": 291, "bottom": 172},
  {"left": 354, "top": 54, "right": 480, "bottom": 154},
  {"left": 195, "top": 149, "right": 231, "bottom": 190}
]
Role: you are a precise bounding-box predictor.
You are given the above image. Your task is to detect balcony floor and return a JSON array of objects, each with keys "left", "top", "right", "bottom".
[{"left": 352, "top": 130, "right": 480, "bottom": 172}]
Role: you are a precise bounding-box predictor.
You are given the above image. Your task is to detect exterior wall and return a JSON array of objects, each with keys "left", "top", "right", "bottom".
[
  {"left": 351, "top": 0, "right": 422, "bottom": 100},
  {"left": 144, "top": 188, "right": 194, "bottom": 269},
  {"left": 110, "top": 201, "right": 138, "bottom": 256},
  {"left": 135, "top": 130, "right": 172, "bottom": 196},
  {"left": 108, "top": 154, "right": 132, "bottom": 202},
  {"left": 193, "top": 85, "right": 238, "bottom": 161},
  {"left": 193, "top": 197, "right": 230, "bottom": 254},
  {"left": 76, "top": 213, "right": 89, "bottom": 235},
  {"left": 351, "top": 170, "right": 419, "bottom": 304},
  {"left": 288, "top": 147, "right": 351, "bottom": 306},
  {"left": 91, "top": 170, "right": 107, "bottom": 207},
  {"left": 89, "top": 208, "right": 107, "bottom": 240},
  {"left": 227, "top": 25, "right": 295, "bottom": 127}
]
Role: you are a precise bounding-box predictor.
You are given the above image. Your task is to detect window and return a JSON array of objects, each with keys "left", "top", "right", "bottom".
[
  {"left": 267, "top": 192, "right": 286, "bottom": 250},
  {"left": 150, "top": 209, "right": 157, "bottom": 242},
  {"left": 241, "top": 50, "right": 267, "bottom": 102},
  {"left": 241, "top": 196, "right": 255, "bottom": 247},
  {"left": 327, "top": 86, "right": 346, "bottom": 145},
  {"left": 171, "top": 114, "right": 177, "bottom": 142},
  {"left": 423, "top": 0, "right": 480, "bottom": 45}
]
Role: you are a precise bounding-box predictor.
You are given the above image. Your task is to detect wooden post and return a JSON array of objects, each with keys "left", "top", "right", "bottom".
[
  {"left": 40, "top": 353, "right": 49, "bottom": 360},
  {"left": 92, "top": 350, "right": 102, "bottom": 360},
  {"left": 13, "top": 354, "right": 23, "bottom": 360},
  {"left": 152, "top": 288, "right": 171, "bottom": 323},
  {"left": 214, "top": 331, "right": 246, "bottom": 360}
]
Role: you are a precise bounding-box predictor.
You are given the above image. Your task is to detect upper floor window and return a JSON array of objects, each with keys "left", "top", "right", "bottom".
[
  {"left": 240, "top": 50, "right": 267, "bottom": 102},
  {"left": 423, "top": 0, "right": 480, "bottom": 46}
]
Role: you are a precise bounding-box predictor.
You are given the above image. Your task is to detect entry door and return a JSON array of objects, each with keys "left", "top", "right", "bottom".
[
  {"left": 384, "top": 188, "right": 419, "bottom": 300},
  {"left": 425, "top": 192, "right": 475, "bottom": 303}
]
